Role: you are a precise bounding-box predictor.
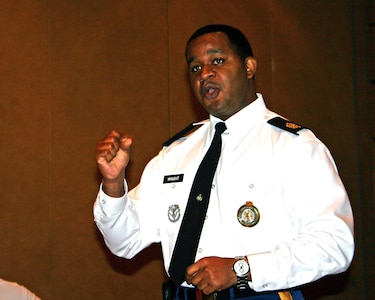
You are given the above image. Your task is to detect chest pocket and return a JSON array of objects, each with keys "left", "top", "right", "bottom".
[{"left": 160, "top": 173, "right": 194, "bottom": 222}]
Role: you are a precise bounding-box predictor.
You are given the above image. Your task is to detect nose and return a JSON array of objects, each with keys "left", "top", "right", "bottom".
[{"left": 199, "top": 65, "right": 215, "bottom": 82}]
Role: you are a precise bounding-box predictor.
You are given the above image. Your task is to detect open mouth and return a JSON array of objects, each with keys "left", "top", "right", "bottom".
[{"left": 201, "top": 85, "right": 220, "bottom": 100}]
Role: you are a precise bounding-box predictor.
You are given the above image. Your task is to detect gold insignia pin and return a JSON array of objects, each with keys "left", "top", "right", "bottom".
[
  {"left": 237, "top": 201, "right": 260, "bottom": 227},
  {"left": 286, "top": 122, "right": 301, "bottom": 130}
]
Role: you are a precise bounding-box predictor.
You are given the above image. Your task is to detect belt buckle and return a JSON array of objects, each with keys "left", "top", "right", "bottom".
[{"left": 203, "top": 292, "right": 217, "bottom": 300}]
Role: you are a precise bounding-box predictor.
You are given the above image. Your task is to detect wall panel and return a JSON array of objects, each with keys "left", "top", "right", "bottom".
[
  {"left": 47, "top": 1, "right": 169, "bottom": 299},
  {"left": 0, "top": 0, "right": 51, "bottom": 297}
]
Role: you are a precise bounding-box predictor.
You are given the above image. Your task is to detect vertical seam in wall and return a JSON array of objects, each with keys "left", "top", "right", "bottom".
[
  {"left": 269, "top": 0, "right": 274, "bottom": 108},
  {"left": 166, "top": 0, "right": 172, "bottom": 137},
  {"left": 47, "top": 0, "right": 52, "bottom": 297},
  {"left": 350, "top": 0, "right": 366, "bottom": 294}
]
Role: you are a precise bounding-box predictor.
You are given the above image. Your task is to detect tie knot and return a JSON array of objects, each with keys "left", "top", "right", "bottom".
[{"left": 215, "top": 122, "right": 227, "bottom": 134}]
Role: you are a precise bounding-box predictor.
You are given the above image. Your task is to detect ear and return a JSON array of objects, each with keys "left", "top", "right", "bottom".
[{"left": 245, "top": 57, "right": 257, "bottom": 79}]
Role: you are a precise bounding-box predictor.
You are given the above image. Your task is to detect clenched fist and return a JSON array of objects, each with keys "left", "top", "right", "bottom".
[{"left": 95, "top": 130, "right": 132, "bottom": 197}]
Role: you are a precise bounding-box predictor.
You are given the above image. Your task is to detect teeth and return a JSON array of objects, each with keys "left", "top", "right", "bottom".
[{"left": 202, "top": 86, "right": 218, "bottom": 98}]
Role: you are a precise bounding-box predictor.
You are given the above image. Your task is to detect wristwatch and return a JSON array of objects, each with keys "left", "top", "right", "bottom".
[{"left": 232, "top": 256, "right": 250, "bottom": 290}]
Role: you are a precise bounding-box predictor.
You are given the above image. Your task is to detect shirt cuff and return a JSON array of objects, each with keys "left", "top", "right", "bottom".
[
  {"left": 98, "top": 180, "right": 128, "bottom": 215},
  {"left": 247, "top": 250, "right": 282, "bottom": 291}
]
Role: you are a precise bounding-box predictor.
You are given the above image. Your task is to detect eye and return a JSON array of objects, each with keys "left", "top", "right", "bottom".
[
  {"left": 191, "top": 65, "right": 202, "bottom": 73},
  {"left": 213, "top": 58, "right": 224, "bottom": 65}
]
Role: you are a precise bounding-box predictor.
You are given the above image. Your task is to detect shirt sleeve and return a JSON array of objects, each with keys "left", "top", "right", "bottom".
[
  {"left": 247, "top": 138, "right": 354, "bottom": 291},
  {"left": 93, "top": 154, "right": 163, "bottom": 259},
  {"left": 93, "top": 180, "right": 147, "bottom": 258}
]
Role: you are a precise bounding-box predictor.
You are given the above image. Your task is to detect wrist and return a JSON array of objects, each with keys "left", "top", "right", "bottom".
[{"left": 102, "top": 178, "right": 125, "bottom": 197}]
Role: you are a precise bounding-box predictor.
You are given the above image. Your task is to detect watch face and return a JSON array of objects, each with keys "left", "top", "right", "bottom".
[{"left": 234, "top": 259, "right": 249, "bottom": 276}]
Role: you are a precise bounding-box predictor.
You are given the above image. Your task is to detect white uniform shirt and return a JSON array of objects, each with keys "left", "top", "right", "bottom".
[{"left": 94, "top": 94, "right": 354, "bottom": 292}]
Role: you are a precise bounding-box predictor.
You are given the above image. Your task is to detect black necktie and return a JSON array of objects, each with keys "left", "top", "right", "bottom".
[{"left": 169, "top": 122, "right": 227, "bottom": 285}]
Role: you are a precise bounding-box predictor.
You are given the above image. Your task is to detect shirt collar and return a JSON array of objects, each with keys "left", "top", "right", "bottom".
[{"left": 209, "top": 93, "right": 267, "bottom": 135}]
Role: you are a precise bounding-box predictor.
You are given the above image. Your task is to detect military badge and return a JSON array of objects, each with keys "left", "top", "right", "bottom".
[
  {"left": 168, "top": 204, "right": 181, "bottom": 223},
  {"left": 237, "top": 201, "right": 260, "bottom": 227}
]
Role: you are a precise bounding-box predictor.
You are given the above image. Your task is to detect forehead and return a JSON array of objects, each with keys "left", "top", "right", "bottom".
[{"left": 186, "top": 32, "right": 236, "bottom": 62}]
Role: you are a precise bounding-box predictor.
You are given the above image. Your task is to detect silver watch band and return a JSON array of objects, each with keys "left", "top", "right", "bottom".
[
  {"left": 233, "top": 256, "right": 249, "bottom": 290},
  {"left": 237, "top": 275, "right": 248, "bottom": 290}
]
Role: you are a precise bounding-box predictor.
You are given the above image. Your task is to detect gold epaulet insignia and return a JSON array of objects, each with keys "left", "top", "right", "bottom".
[{"left": 267, "top": 117, "right": 306, "bottom": 135}]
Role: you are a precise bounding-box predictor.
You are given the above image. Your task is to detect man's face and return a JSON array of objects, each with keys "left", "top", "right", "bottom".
[{"left": 186, "top": 32, "right": 255, "bottom": 120}]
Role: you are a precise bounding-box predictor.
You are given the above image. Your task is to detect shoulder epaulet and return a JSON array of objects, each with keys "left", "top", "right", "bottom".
[
  {"left": 267, "top": 116, "right": 306, "bottom": 135},
  {"left": 162, "top": 122, "right": 203, "bottom": 147}
]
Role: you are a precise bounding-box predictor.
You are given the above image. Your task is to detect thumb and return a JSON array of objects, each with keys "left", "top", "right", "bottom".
[{"left": 119, "top": 135, "right": 133, "bottom": 152}]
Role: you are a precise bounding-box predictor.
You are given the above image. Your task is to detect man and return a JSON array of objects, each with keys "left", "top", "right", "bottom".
[{"left": 94, "top": 24, "right": 354, "bottom": 300}]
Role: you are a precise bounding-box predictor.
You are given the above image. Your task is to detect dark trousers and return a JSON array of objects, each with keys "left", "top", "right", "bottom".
[{"left": 162, "top": 281, "right": 304, "bottom": 300}]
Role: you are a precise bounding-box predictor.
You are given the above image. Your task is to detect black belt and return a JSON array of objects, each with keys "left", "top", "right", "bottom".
[
  {"left": 163, "top": 282, "right": 293, "bottom": 300},
  {"left": 179, "top": 286, "right": 254, "bottom": 299}
]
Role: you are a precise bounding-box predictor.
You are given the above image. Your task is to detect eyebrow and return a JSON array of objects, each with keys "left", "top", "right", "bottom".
[{"left": 187, "top": 49, "right": 223, "bottom": 64}]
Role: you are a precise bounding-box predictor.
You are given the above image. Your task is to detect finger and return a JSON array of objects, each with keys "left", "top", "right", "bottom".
[
  {"left": 195, "top": 278, "right": 213, "bottom": 295},
  {"left": 119, "top": 134, "right": 133, "bottom": 151},
  {"left": 202, "top": 285, "right": 215, "bottom": 296},
  {"left": 100, "top": 130, "right": 123, "bottom": 149},
  {"left": 96, "top": 140, "right": 120, "bottom": 162},
  {"left": 188, "top": 272, "right": 200, "bottom": 286},
  {"left": 186, "top": 262, "right": 201, "bottom": 278},
  {"left": 108, "top": 129, "right": 121, "bottom": 139},
  {"left": 96, "top": 130, "right": 127, "bottom": 160}
]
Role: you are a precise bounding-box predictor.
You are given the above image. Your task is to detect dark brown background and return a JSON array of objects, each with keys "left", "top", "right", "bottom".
[{"left": 0, "top": 1, "right": 374, "bottom": 299}]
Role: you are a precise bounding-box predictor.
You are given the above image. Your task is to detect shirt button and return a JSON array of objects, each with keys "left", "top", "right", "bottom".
[
  {"left": 101, "top": 199, "right": 106, "bottom": 204},
  {"left": 249, "top": 183, "right": 254, "bottom": 188},
  {"left": 198, "top": 248, "right": 202, "bottom": 253},
  {"left": 263, "top": 284, "right": 268, "bottom": 288},
  {"left": 211, "top": 184, "right": 215, "bottom": 189}
]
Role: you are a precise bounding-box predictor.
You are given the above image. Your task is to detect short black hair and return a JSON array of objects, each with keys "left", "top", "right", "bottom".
[{"left": 185, "top": 24, "right": 254, "bottom": 61}]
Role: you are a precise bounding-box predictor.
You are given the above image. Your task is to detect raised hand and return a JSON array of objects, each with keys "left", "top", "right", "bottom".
[{"left": 95, "top": 129, "right": 132, "bottom": 197}]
